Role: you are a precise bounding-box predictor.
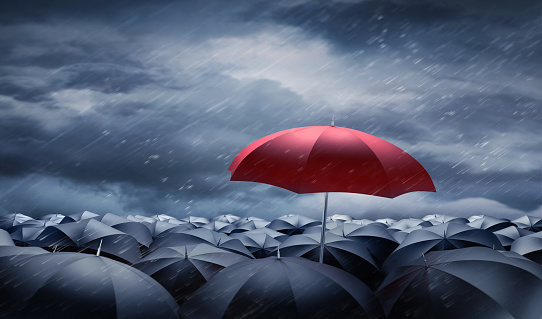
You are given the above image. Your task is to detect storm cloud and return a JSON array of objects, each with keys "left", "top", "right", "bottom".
[{"left": 0, "top": 1, "right": 540, "bottom": 220}]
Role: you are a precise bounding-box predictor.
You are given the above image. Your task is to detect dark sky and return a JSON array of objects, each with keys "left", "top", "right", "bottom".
[{"left": 0, "top": 0, "right": 540, "bottom": 220}]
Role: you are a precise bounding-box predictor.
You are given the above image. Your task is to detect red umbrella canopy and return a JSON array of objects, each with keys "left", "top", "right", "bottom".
[{"left": 229, "top": 126, "right": 435, "bottom": 198}]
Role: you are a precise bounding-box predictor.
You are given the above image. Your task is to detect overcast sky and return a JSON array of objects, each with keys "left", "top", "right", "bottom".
[{"left": 0, "top": 0, "right": 540, "bottom": 221}]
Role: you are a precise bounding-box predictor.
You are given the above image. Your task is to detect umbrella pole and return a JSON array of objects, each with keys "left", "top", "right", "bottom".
[{"left": 319, "top": 192, "right": 329, "bottom": 263}]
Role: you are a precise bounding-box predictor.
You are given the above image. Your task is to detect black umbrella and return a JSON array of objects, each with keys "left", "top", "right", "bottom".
[
  {"left": 0, "top": 229, "right": 15, "bottom": 246},
  {"left": 99, "top": 213, "right": 153, "bottom": 247},
  {"left": 0, "top": 213, "right": 34, "bottom": 230},
  {"left": 330, "top": 223, "right": 399, "bottom": 266},
  {"left": 0, "top": 252, "right": 180, "bottom": 319},
  {"left": 133, "top": 244, "right": 250, "bottom": 305},
  {"left": 493, "top": 225, "right": 533, "bottom": 249},
  {"left": 201, "top": 220, "right": 236, "bottom": 234},
  {"left": 151, "top": 228, "right": 254, "bottom": 258},
  {"left": 376, "top": 247, "right": 542, "bottom": 319},
  {"left": 382, "top": 222, "right": 504, "bottom": 273},
  {"left": 278, "top": 232, "right": 381, "bottom": 289},
  {"left": 467, "top": 215, "right": 515, "bottom": 232},
  {"left": 267, "top": 214, "right": 321, "bottom": 235},
  {"left": 512, "top": 215, "right": 542, "bottom": 232},
  {"left": 33, "top": 218, "right": 141, "bottom": 263},
  {"left": 229, "top": 232, "right": 281, "bottom": 258},
  {"left": 180, "top": 256, "right": 384, "bottom": 319},
  {"left": 511, "top": 231, "right": 542, "bottom": 264}
]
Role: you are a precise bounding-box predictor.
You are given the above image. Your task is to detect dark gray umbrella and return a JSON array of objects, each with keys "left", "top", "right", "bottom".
[
  {"left": 0, "top": 213, "right": 34, "bottom": 230},
  {"left": 151, "top": 228, "right": 254, "bottom": 258},
  {"left": 0, "top": 246, "right": 48, "bottom": 265},
  {"left": 467, "top": 215, "right": 515, "bottom": 232},
  {"left": 99, "top": 213, "right": 153, "bottom": 247},
  {"left": 278, "top": 232, "right": 381, "bottom": 290},
  {"left": 511, "top": 231, "right": 542, "bottom": 264},
  {"left": 230, "top": 219, "right": 271, "bottom": 233},
  {"left": 388, "top": 218, "right": 433, "bottom": 231},
  {"left": 180, "top": 256, "right": 384, "bottom": 319},
  {"left": 382, "top": 222, "right": 504, "bottom": 273},
  {"left": 267, "top": 214, "right": 321, "bottom": 235},
  {"left": 229, "top": 232, "right": 281, "bottom": 258},
  {"left": 201, "top": 220, "right": 236, "bottom": 234},
  {"left": 330, "top": 223, "right": 399, "bottom": 266},
  {"left": 211, "top": 214, "right": 241, "bottom": 224},
  {"left": 8, "top": 224, "right": 45, "bottom": 246},
  {"left": 0, "top": 229, "right": 15, "bottom": 246},
  {"left": 493, "top": 225, "right": 534, "bottom": 249},
  {"left": 33, "top": 218, "right": 141, "bottom": 263},
  {"left": 376, "top": 247, "right": 542, "bottom": 319},
  {"left": 0, "top": 252, "right": 179, "bottom": 319},
  {"left": 133, "top": 244, "right": 250, "bottom": 305},
  {"left": 68, "top": 210, "right": 100, "bottom": 221},
  {"left": 512, "top": 215, "right": 542, "bottom": 232}
]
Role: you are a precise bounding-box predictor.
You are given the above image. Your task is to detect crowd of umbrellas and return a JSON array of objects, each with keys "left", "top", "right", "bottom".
[{"left": 0, "top": 211, "right": 541, "bottom": 318}]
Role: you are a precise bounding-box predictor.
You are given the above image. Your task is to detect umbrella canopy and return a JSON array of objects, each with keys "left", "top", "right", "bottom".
[
  {"left": 68, "top": 210, "right": 100, "bottom": 221},
  {"left": 278, "top": 232, "right": 381, "bottom": 289},
  {"left": 467, "top": 216, "right": 515, "bottom": 232},
  {"left": 133, "top": 244, "right": 250, "bottom": 305},
  {"left": 512, "top": 215, "right": 542, "bottom": 232},
  {"left": 33, "top": 219, "right": 141, "bottom": 263},
  {"left": 229, "top": 232, "right": 281, "bottom": 258},
  {"left": 99, "top": 213, "right": 153, "bottom": 247},
  {"left": 8, "top": 224, "right": 45, "bottom": 246},
  {"left": 511, "top": 231, "right": 542, "bottom": 264},
  {"left": 228, "top": 125, "right": 435, "bottom": 196},
  {"left": 493, "top": 225, "right": 534, "bottom": 248},
  {"left": 180, "top": 256, "right": 384, "bottom": 319},
  {"left": 0, "top": 252, "right": 179, "bottom": 319},
  {"left": 0, "top": 229, "right": 15, "bottom": 246},
  {"left": 229, "top": 125, "right": 436, "bottom": 263},
  {"left": 180, "top": 216, "right": 210, "bottom": 227},
  {"left": 0, "top": 213, "right": 34, "bottom": 229},
  {"left": 151, "top": 228, "right": 254, "bottom": 258},
  {"left": 330, "top": 223, "right": 399, "bottom": 266},
  {"left": 376, "top": 247, "right": 542, "bottom": 319},
  {"left": 201, "top": 220, "right": 236, "bottom": 234},
  {"left": 230, "top": 219, "right": 270, "bottom": 233},
  {"left": 211, "top": 214, "right": 241, "bottom": 224},
  {"left": 267, "top": 214, "right": 321, "bottom": 235},
  {"left": 382, "top": 222, "right": 504, "bottom": 273}
]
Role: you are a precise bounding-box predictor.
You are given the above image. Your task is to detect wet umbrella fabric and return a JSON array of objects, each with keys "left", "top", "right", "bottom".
[
  {"left": 228, "top": 126, "right": 435, "bottom": 196},
  {"left": 229, "top": 125, "right": 435, "bottom": 262},
  {"left": 150, "top": 228, "right": 254, "bottom": 258},
  {"left": 330, "top": 223, "right": 399, "bottom": 265},
  {"left": 267, "top": 214, "right": 321, "bottom": 235},
  {"left": 99, "top": 213, "right": 153, "bottom": 247},
  {"left": 133, "top": 244, "right": 250, "bottom": 305},
  {"left": 229, "top": 232, "right": 281, "bottom": 258},
  {"left": 376, "top": 247, "right": 542, "bottom": 319},
  {"left": 511, "top": 231, "right": 542, "bottom": 264},
  {"left": 277, "top": 232, "right": 381, "bottom": 289},
  {"left": 33, "top": 218, "right": 141, "bottom": 263},
  {"left": 180, "top": 256, "right": 385, "bottom": 319},
  {"left": 0, "top": 252, "right": 180, "bottom": 319},
  {"left": 0, "top": 229, "right": 15, "bottom": 246},
  {"left": 382, "top": 223, "right": 504, "bottom": 273}
]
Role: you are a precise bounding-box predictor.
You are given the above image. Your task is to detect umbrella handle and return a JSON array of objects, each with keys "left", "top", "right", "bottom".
[{"left": 319, "top": 192, "right": 329, "bottom": 263}]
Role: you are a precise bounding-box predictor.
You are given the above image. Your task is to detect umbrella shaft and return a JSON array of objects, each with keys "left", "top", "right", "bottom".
[{"left": 319, "top": 192, "right": 329, "bottom": 263}]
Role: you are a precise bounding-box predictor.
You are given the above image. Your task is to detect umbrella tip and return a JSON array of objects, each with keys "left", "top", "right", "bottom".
[
  {"left": 422, "top": 253, "right": 428, "bottom": 268},
  {"left": 96, "top": 239, "right": 103, "bottom": 256},
  {"left": 331, "top": 114, "right": 335, "bottom": 127},
  {"left": 185, "top": 246, "right": 188, "bottom": 259},
  {"left": 277, "top": 244, "right": 280, "bottom": 259}
]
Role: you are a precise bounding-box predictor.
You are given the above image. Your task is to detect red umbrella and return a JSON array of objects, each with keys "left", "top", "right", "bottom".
[{"left": 229, "top": 124, "right": 435, "bottom": 262}]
